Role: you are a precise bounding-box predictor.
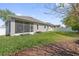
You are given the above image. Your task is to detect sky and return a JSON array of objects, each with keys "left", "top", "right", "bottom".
[{"left": 0, "top": 3, "right": 64, "bottom": 26}]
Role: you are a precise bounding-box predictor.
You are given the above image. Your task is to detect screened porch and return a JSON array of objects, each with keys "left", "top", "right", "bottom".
[{"left": 15, "top": 20, "right": 33, "bottom": 34}]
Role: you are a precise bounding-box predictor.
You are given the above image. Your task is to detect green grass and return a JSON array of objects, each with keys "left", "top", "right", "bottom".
[
  {"left": 56, "top": 32, "right": 79, "bottom": 37},
  {"left": 0, "top": 32, "right": 78, "bottom": 55}
]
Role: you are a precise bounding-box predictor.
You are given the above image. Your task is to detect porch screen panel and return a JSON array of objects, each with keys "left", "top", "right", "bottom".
[
  {"left": 15, "top": 22, "right": 23, "bottom": 33},
  {"left": 24, "top": 24, "right": 30, "bottom": 32},
  {"left": 30, "top": 25, "right": 33, "bottom": 32}
]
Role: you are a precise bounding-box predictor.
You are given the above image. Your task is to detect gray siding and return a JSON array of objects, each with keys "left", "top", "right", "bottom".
[
  {"left": 33, "top": 24, "right": 49, "bottom": 32},
  {"left": 6, "top": 20, "right": 10, "bottom": 35},
  {"left": 6, "top": 19, "right": 15, "bottom": 36},
  {"left": 10, "top": 19, "right": 15, "bottom": 35}
]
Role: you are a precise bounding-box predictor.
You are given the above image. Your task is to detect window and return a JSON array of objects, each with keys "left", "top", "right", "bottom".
[{"left": 44, "top": 25, "right": 46, "bottom": 29}]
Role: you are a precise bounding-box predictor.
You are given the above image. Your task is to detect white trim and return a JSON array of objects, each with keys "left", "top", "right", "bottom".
[{"left": 11, "top": 32, "right": 35, "bottom": 36}]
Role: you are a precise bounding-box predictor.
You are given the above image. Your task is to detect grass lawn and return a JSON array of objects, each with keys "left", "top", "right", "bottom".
[{"left": 0, "top": 32, "right": 78, "bottom": 55}]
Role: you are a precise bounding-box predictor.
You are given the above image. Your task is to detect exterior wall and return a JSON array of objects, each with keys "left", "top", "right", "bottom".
[
  {"left": 6, "top": 19, "right": 15, "bottom": 36},
  {"left": 33, "top": 24, "right": 37, "bottom": 32},
  {"left": 36, "top": 24, "right": 47, "bottom": 32},
  {"left": 33, "top": 24, "right": 53, "bottom": 32},
  {"left": 6, "top": 20, "right": 10, "bottom": 35},
  {"left": 33, "top": 24, "right": 45, "bottom": 32},
  {"left": 10, "top": 19, "right": 15, "bottom": 36}
]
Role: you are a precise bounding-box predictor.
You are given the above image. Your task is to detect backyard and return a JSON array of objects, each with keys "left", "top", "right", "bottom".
[{"left": 0, "top": 31, "right": 79, "bottom": 56}]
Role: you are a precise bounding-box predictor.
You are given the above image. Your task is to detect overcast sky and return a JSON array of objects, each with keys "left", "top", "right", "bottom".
[{"left": 0, "top": 3, "right": 64, "bottom": 26}]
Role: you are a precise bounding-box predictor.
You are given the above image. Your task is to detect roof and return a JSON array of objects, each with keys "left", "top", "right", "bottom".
[
  {"left": 10, "top": 15, "right": 55, "bottom": 26},
  {"left": 11, "top": 16, "right": 45, "bottom": 24}
]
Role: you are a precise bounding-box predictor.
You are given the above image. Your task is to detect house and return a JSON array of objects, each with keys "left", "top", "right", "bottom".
[
  {"left": 5, "top": 16, "right": 56, "bottom": 36},
  {"left": 0, "top": 15, "right": 60, "bottom": 36}
]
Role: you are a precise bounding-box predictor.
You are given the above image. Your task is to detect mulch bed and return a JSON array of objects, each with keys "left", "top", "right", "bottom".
[{"left": 11, "top": 40, "right": 79, "bottom": 56}]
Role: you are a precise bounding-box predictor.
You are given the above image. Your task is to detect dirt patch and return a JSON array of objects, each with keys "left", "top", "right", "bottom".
[{"left": 11, "top": 40, "right": 79, "bottom": 56}]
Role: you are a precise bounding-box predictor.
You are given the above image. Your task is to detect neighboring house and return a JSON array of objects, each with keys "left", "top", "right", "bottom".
[
  {"left": 0, "top": 27, "right": 6, "bottom": 35},
  {"left": 5, "top": 16, "right": 57, "bottom": 36},
  {"left": 0, "top": 24, "right": 6, "bottom": 35}
]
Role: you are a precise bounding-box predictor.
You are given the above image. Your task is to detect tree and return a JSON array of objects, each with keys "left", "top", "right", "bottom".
[
  {"left": 45, "top": 3, "right": 79, "bottom": 32},
  {"left": 0, "top": 9, "right": 15, "bottom": 21},
  {"left": 63, "top": 15, "right": 79, "bottom": 32},
  {"left": 63, "top": 4, "right": 79, "bottom": 32}
]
